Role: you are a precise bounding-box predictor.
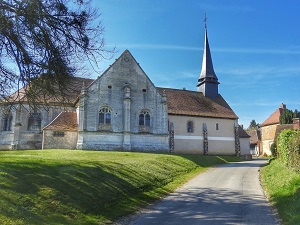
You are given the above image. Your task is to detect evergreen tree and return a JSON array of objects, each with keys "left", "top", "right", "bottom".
[
  {"left": 293, "top": 109, "right": 300, "bottom": 118},
  {"left": 280, "top": 109, "right": 294, "bottom": 124},
  {"left": 248, "top": 119, "right": 259, "bottom": 129}
]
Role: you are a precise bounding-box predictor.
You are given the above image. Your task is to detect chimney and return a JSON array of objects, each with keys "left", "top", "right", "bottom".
[
  {"left": 280, "top": 103, "right": 286, "bottom": 109},
  {"left": 293, "top": 118, "right": 300, "bottom": 130}
]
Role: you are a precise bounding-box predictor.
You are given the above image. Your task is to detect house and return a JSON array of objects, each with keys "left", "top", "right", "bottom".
[
  {"left": 246, "top": 129, "right": 261, "bottom": 156},
  {"left": 260, "top": 103, "right": 293, "bottom": 155},
  {"left": 0, "top": 26, "right": 240, "bottom": 155},
  {"left": 238, "top": 125, "right": 251, "bottom": 156}
]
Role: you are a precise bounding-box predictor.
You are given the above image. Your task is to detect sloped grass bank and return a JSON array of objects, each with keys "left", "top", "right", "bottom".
[
  {"left": 0, "top": 150, "right": 240, "bottom": 225},
  {"left": 261, "top": 158, "right": 300, "bottom": 225}
]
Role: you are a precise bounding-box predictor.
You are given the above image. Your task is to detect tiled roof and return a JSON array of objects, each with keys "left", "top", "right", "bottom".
[
  {"left": 43, "top": 111, "right": 78, "bottom": 131},
  {"left": 6, "top": 77, "right": 94, "bottom": 105},
  {"left": 246, "top": 129, "right": 261, "bottom": 144},
  {"left": 157, "top": 88, "right": 238, "bottom": 119},
  {"left": 239, "top": 126, "right": 251, "bottom": 138},
  {"left": 260, "top": 108, "right": 285, "bottom": 127}
]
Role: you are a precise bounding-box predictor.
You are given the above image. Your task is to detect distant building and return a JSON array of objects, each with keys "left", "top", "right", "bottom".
[
  {"left": 0, "top": 27, "right": 241, "bottom": 155},
  {"left": 238, "top": 125, "right": 251, "bottom": 156},
  {"left": 260, "top": 103, "right": 293, "bottom": 155},
  {"left": 246, "top": 129, "right": 261, "bottom": 156}
]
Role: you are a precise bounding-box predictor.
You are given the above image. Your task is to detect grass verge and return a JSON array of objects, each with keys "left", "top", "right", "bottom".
[
  {"left": 0, "top": 150, "right": 240, "bottom": 225},
  {"left": 261, "top": 158, "right": 300, "bottom": 225}
]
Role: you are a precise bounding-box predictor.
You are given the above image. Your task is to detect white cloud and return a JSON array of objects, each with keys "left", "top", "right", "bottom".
[
  {"left": 107, "top": 43, "right": 300, "bottom": 55},
  {"left": 107, "top": 43, "right": 202, "bottom": 51},
  {"left": 214, "top": 47, "right": 300, "bottom": 55},
  {"left": 199, "top": 3, "right": 254, "bottom": 13}
]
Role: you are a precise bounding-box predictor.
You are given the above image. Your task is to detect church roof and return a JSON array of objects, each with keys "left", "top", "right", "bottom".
[
  {"left": 5, "top": 77, "right": 94, "bottom": 105},
  {"left": 157, "top": 87, "right": 238, "bottom": 119},
  {"left": 43, "top": 111, "right": 78, "bottom": 131}
]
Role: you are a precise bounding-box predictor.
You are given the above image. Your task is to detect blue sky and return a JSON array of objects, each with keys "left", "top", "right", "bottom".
[{"left": 92, "top": 0, "right": 300, "bottom": 127}]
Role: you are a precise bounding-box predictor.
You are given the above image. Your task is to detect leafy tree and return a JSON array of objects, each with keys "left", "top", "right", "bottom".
[
  {"left": 0, "top": 0, "right": 112, "bottom": 103},
  {"left": 247, "top": 119, "right": 260, "bottom": 130}
]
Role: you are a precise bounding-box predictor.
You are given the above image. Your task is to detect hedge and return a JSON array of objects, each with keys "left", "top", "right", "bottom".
[{"left": 277, "top": 129, "right": 300, "bottom": 170}]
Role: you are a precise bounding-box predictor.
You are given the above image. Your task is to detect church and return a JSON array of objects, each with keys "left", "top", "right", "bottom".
[{"left": 0, "top": 27, "right": 240, "bottom": 155}]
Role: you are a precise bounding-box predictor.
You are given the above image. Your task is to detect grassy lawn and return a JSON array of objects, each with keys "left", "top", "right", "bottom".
[
  {"left": 261, "top": 158, "right": 300, "bottom": 225},
  {"left": 0, "top": 150, "right": 240, "bottom": 225}
]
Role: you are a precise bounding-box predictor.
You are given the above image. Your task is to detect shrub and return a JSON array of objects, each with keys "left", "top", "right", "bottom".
[
  {"left": 277, "top": 129, "right": 300, "bottom": 170},
  {"left": 270, "top": 142, "right": 277, "bottom": 156}
]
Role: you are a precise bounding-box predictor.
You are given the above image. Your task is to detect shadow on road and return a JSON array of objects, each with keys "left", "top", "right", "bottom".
[{"left": 128, "top": 187, "right": 277, "bottom": 225}]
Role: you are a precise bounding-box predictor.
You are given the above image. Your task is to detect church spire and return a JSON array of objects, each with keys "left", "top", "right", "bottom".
[{"left": 197, "top": 13, "right": 219, "bottom": 98}]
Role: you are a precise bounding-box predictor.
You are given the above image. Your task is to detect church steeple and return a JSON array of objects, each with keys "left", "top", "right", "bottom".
[{"left": 197, "top": 14, "right": 219, "bottom": 98}]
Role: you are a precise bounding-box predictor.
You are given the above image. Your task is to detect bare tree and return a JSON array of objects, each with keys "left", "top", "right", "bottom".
[{"left": 0, "top": 0, "right": 112, "bottom": 104}]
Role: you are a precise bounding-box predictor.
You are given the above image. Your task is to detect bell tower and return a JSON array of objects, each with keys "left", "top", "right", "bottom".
[{"left": 197, "top": 14, "right": 219, "bottom": 98}]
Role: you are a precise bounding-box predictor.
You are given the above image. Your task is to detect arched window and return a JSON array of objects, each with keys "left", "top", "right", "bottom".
[
  {"left": 216, "top": 122, "right": 219, "bottom": 130},
  {"left": 99, "top": 107, "right": 112, "bottom": 125},
  {"left": 2, "top": 112, "right": 12, "bottom": 131},
  {"left": 139, "top": 110, "right": 150, "bottom": 126},
  {"left": 28, "top": 111, "right": 41, "bottom": 131},
  {"left": 187, "top": 121, "right": 194, "bottom": 133}
]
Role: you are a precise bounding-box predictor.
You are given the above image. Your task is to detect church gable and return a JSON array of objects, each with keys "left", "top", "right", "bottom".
[
  {"left": 89, "top": 50, "right": 158, "bottom": 96},
  {"left": 76, "top": 50, "right": 169, "bottom": 151},
  {"left": 80, "top": 50, "right": 168, "bottom": 136}
]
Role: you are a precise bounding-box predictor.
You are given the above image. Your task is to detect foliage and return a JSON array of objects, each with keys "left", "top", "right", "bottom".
[
  {"left": 277, "top": 129, "right": 300, "bottom": 170},
  {"left": 293, "top": 109, "right": 300, "bottom": 118},
  {"left": 247, "top": 119, "right": 260, "bottom": 129},
  {"left": 0, "top": 0, "right": 112, "bottom": 103},
  {"left": 261, "top": 158, "right": 300, "bottom": 225},
  {"left": 270, "top": 142, "right": 277, "bottom": 156},
  {"left": 280, "top": 109, "right": 294, "bottom": 124},
  {"left": 0, "top": 150, "right": 241, "bottom": 225}
]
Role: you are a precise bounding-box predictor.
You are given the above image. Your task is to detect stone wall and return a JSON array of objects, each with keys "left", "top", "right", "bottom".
[
  {"left": 261, "top": 123, "right": 292, "bottom": 155},
  {"left": 0, "top": 104, "right": 74, "bottom": 150},
  {"left": 43, "top": 130, "right": 78, "bottom": 149}
]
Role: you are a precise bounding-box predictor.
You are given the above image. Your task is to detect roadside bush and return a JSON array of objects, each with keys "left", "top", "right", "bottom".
[
  {"left": 277, "top": 129, "right": 300, "bottom": 170},
  {"left": 270, "top": 142, "right": 277, "bottom": 156}
]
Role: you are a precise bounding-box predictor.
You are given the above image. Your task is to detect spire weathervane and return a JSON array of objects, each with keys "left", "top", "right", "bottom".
[{"left": 204, "top": 12, "right": 207, "bottom": 29}]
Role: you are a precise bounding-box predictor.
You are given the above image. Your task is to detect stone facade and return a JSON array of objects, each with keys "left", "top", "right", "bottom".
[
  {"left": 261, "top": 124, "right": 292, "bottom": 155},
  {"left": 0, "top": 104, "right": 73, "bottom": 150},
  {"left": 76, "top": 50, "right": 169, "bottom": 151},
  {"left": 43, "top": 130, "right": 78, "bottom": 149}
]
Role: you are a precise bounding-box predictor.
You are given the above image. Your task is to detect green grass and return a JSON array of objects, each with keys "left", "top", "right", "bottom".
[
  {"left": 261, "top": 158, "right": 300, "bottom": 225},
  {"left": 0, "top": 150, "right": 241, "bottom": 225}
]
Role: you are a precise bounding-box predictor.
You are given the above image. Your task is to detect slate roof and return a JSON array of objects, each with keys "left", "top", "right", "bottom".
[
  {"left": 198, "top": 28, "right": 218, "bottom": 81},
  {"left": 157, "top": 87, "right": 238, "bottom": 119},
  {"left": 43, "top": 111, "right": 78, "bottom": 131}
]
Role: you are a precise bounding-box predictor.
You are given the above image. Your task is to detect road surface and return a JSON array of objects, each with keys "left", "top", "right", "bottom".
[{"left": 115, "top": 158, "right": 279, "bottom": 225}]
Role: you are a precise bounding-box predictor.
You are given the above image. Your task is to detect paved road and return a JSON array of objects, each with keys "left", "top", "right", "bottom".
[{"left": 116, "top": 159, "right": 279, "bottom": 225}]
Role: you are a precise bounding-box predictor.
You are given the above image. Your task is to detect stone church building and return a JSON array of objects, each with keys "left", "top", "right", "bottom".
[{"left": 0, "top": 28, "right": 240, "bottom": 155}]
